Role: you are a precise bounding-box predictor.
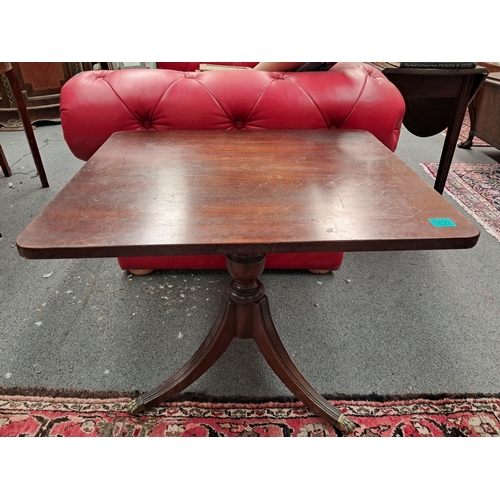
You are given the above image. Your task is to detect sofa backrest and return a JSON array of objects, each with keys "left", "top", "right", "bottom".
[{"left": 60, "top": 63, "right": 405, "bottom": 161}]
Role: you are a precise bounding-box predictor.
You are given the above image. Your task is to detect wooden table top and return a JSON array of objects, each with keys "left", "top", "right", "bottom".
[{"left": 16, "top": 129, "right": 480, "bottom": 259}]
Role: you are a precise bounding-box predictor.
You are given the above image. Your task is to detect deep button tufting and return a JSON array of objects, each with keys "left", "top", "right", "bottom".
[{"left": 61, "top": 63, "right": 406, "bottom": 161}]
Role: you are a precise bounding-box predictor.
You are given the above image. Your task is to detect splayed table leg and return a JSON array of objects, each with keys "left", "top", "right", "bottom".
[{"left": 128, "top": 253, "right": 355, "bottom": 434}]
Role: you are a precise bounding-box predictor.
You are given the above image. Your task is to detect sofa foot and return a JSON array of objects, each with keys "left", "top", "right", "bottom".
[
  {"left": 128, "top": 269, "right": 154, "bottom": 276},
  {"left": 307, "top": 269, "right": 332, "bottom": 275}
]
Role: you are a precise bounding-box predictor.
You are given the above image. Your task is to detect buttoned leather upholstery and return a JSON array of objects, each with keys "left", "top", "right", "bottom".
[{"left": 60, "top": 62, "right": 405, "bottom": 271}]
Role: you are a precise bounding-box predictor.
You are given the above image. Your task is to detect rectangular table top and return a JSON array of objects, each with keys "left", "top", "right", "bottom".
[{"left": 16, "top": 129, "right": 480, "bottom": 259}]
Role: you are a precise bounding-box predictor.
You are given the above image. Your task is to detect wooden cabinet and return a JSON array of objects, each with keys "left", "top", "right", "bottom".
[
  {"left": 0, "top": 62, "right": 86, "bottom": 129},
  {"left": 472, "top": 73, "right": 500, "bottom": 150},
  {"left": 459, "top": 63, "right": 500, "bottom": 151}
]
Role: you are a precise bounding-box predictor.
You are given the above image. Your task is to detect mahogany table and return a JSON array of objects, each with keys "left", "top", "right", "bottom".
[{"left": 16, "top": 129, "right": 480, "bottom": 434}]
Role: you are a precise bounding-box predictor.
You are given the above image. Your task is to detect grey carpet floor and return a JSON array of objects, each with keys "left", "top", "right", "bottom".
[{"left": 1, "top": 122, "right": 499, "bottom": 398}]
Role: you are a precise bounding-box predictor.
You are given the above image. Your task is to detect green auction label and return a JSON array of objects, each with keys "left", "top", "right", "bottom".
[{"left": 428, "top": 218, "right": 457, "bottom": 227}]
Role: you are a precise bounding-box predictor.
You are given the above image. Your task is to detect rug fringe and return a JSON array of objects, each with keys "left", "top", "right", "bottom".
[{"left": 1, "top": 385, "right": 500, "bottom": 403}]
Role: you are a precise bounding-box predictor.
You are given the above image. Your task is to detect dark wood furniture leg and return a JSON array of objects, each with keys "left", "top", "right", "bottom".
[
  {"left": 0, "top": 144, "right": 12, "bottom": 177},
  {"left": 1, "top": 63, "right": 49, "bottom": 188},
  {"left": 128, "top": 253, "right": 356, "bottom": 434},
  {"left": 433, "top": 75, "right": 476, "bottom": 194},
  {"left": 457, "top": 103, "right": 477, "bottom": 149}
]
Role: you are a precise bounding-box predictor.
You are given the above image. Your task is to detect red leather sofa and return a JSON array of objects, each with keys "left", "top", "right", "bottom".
[{"left": 60, "top": 62, "right": 405, "bottom": 273}]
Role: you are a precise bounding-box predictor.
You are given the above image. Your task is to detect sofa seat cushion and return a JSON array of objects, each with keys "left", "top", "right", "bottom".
[{"left": 117, "top": 251, "right": 344, "bottom": 272}]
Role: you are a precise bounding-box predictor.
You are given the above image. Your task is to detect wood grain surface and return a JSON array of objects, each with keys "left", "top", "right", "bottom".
[{"left": 16, "top": 129, "right": 480, "bottom": 259}]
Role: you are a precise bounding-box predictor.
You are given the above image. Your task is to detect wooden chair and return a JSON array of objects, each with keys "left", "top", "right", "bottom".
[{"left": 0, "top": 62, "right": 48, "bottom": 187}]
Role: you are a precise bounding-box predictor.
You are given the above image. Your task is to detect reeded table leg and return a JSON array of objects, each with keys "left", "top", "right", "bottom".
[
  {"left": 128, "top": 296, "right": 236, "bottom": 414},
  {"left": 129, "top": 253, "right": 356, "bottom": 434},
  {"left": 252, "top": 297, "right": 355, "bottom": 434}
]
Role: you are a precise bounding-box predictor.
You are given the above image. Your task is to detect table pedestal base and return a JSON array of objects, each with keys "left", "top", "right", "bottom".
[{"left": 128, "top": 253, "right": 356, "bottom": 434}]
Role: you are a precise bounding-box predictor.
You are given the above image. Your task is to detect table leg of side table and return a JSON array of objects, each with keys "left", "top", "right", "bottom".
[
  {"left": 128, "top": 253, "right": 356, "bottom": 435},
  {"left": 457, "top": 103, "right": 477, "bottom": 150},
  {"left": 434, "top": 74, "right": 476, "bottom": 194}
]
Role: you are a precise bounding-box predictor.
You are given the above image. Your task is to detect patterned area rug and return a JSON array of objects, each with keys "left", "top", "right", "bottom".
[
  {"left": 1, "top": 388, "right": 499, "bottom": 436},
  {"left": 421, "top": 162, "right": 500, "bottom": 242},
  {"left": 444, "top": 110, "right": 489, "bottom": 146}
]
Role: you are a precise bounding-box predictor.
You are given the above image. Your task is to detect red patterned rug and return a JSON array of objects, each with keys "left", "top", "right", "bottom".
[
  {"left": 444, "top": 110, "right": 490, "bottom": 146},
  {"left": 1, "top": 388, "right": 499, "bottom": 436},
  {"left": 421, "top": 162, "right": 500, "bottom": 242}
]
